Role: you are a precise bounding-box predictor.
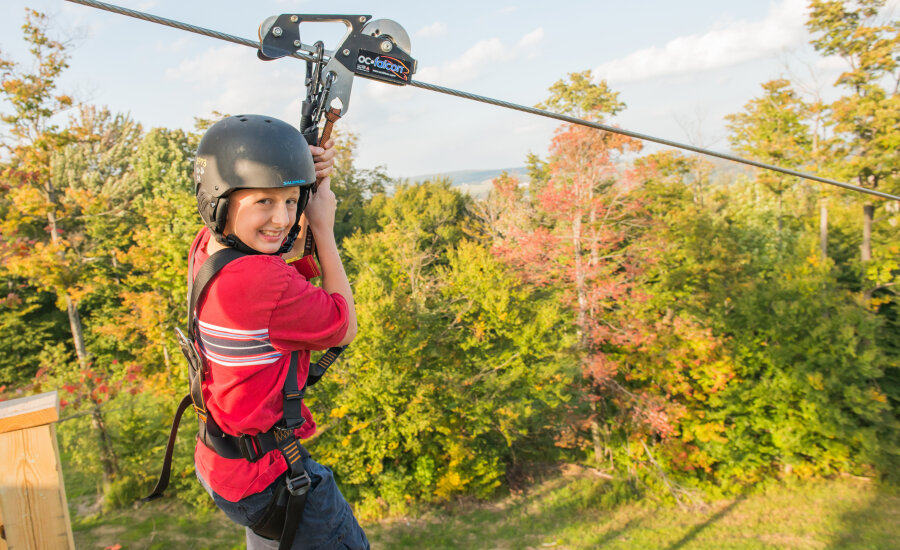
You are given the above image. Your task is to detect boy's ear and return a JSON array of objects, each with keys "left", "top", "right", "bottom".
[{"left": 214, "top": 197, "right": 229, "bottom": 234}]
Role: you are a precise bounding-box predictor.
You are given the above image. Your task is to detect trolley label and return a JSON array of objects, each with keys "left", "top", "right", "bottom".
[{"left": 355, "top": 49, "right": 411, "bottom": 83}]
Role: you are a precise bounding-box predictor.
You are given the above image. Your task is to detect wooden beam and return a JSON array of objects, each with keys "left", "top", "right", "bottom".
[{"left": 0, "top": 392, "right": 59, "bottom": 435}]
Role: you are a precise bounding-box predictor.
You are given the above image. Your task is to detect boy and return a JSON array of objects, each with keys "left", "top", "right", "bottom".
[{"left": 188, "top": 114, "right": 368, "bottom": 549}]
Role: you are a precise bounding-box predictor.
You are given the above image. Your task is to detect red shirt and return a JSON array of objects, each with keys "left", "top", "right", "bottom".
[{"left": 189, "top": 228, "right": 349, "bottom": 501}]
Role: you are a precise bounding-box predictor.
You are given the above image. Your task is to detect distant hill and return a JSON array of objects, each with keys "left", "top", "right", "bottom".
[
  {"left": 404, "top": 167, "right": 530, "bottom": 198},
  {"left": 399, "top": 155, "right": 756, "bottom": 199}
]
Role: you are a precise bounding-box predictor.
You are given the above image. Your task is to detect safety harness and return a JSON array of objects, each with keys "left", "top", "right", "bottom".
[{"left": 143, "top": 244, "right": 344, "bottom": 549}]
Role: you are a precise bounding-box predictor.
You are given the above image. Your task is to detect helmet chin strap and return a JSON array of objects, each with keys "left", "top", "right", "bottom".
[{"left": 216, "top": 220, "right": 302, "bottom": 256}]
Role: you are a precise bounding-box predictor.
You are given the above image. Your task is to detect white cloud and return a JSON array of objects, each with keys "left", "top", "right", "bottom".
[
  {"left": 593, "top": 0, "right": 808, "bottom": 83},
  {"left": 155, "top": 35, "right": 191, "bottom": 54},
  {"left": 415, "top": 22, "right": 448, "bottom": 39},
  {"left": 517, "top": 27, "right": 544, "bottom": 49},
  {"left": 415, "top": 28, "right": 544, "bottom": 86},
  {"left": 165, "top": 44, "right": 304, "bottom": 123}
]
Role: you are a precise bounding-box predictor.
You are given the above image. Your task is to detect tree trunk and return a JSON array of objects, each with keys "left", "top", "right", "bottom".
[
  {"left": 573, "top": 215, "right": 587, "bottom": 347},
  {"left": 65, "top": 294, "right": 89, "bottom": 368},
  {"left": 91, "top": 403, "right": 119, "bottom": 492},
  {"left": 777, "top": 193, "right": 783, "bottom": 234},
  {"left": 47, "top": 193, "right": 90, "bottom": 368},
  {"left": 820, "top": 199, "right": 828, "bottom": 261},
  {"left": 862, "top": 203, "right": 874, "bottom": 262},
  {"left": 590, "top": 418, "right": 605, "bottom": 465}
]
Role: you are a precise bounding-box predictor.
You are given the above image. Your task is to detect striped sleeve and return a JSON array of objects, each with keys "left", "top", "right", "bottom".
[{"left": 195, "top": 320, "right": 283, "bottom": 367}]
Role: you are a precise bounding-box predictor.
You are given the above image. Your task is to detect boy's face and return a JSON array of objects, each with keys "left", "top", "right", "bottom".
[{"left": 223, "top": 187, "right": 302, "bottom": 254}]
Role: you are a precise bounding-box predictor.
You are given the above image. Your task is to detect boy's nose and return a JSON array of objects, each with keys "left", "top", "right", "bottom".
[{"left": 272, "top": 204, "right": 292, "bottom": 226}]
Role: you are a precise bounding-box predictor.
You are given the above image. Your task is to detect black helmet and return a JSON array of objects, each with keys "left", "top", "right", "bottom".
[{"left": 194, "top": 114, "right": 315, "bottom": 254}]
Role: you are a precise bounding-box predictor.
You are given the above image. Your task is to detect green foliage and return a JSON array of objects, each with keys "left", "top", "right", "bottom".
[
  {"left": 0, "top": 282, "right": 67, "bottom": 386},
  {"left": 725, "top": 79, "right": 811, "bottom": 200},
  {"left": 57, "top": 389, "right": 213, "bottom": 510},
  {"left": 95, "top": 127, "right": 200, "bottom": 377},
  {"left": 627, "top": 166, "right": 900, "bottom": 490},
  {"left": 307, "top": 181, "right": 576, "bottom": 518},
  {"left": 536, "top": 70, "right": 625, "bottom": 121},
  {"left": 2, "top": 5, "right": 900, "bottom": 531},
  {"left": 328, "top": 129, "right": 391, "bottom": 244}
]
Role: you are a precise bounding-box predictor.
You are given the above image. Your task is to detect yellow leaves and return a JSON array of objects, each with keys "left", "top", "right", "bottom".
[
  {"left": 434, "top": 471, "right": 465, "bottom": 499},
  {"left": 473, "top": 319, "right": 486, "bottom": 341},
  {"left": 341, "top": 435, "right": 351, "bottom": 447},
  {"left": 330, "top": 405, "right": 350, "bottom": 418},
  {"left": 6, "top": 185, "right": 47, "bottom": 219},
  {"left": 869, "top": 388, "right": 887, "bottom": 404},
  {"left": 348, "top": 421, "right": 370, "bottom": 434},
  {"left": 684, "top": 421, "right": 728, "bottom": 444},
  {"left": 807, "top": 372, "right": 826, "bottom": 391}
]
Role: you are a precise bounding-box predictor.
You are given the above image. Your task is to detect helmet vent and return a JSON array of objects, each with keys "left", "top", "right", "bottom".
[{"left": 264, "top": 119, "right": 272, "bottom": 123}]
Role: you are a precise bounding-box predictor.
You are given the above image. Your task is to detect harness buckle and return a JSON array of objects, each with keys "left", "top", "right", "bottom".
[
  {"left": 238, "top": 434, "right": 264, "bottom": 462},
  {"left": 285, "top": 470, "right": 311, "bottom": 496}
]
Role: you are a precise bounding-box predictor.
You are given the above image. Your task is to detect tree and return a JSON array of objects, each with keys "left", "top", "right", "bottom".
[
  {"left": 93, "top": 126, "right": 199, "bottom": 377},
  {"left": 536, "top": 70, "right": 625, "bottom": 121},
  {"left": 0, "top": 12, "right": 146, "bottom": 493},
  {"left": 328, "top": 128, "right": 391, "bottom": 244},
  {"left": 807, "top": 0, "right": 900, "bottom": 263},
  {"left": 626, "top": 150, "right": 899, "bottom": 489},
  {"left": 492, "top": 73, "right": 654, "bottom": 465},
  {"left": 0, "top": 9, "right": 81, "bottom": 361},
  {"left": 726, "top": 79, "right": 812, "bottom": 234}
]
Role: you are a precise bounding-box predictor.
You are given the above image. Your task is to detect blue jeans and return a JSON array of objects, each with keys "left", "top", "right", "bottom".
[{"left": 197, "top": 456, "right": 369, "bottom": 550}]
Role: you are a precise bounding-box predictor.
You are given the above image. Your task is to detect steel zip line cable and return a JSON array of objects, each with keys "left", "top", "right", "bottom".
[{"left": 64, "top": 0, "right": 900, "bottom": 202}]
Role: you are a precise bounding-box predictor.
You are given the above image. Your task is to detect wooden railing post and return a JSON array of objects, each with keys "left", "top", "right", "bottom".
[{"left": 0, "top": 391, "right": 75, "bottom": 550}]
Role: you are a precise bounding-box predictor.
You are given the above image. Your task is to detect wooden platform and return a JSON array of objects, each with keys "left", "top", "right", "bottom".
[{"left": 0, "top": 391, "right": 75, "bottom": 550}]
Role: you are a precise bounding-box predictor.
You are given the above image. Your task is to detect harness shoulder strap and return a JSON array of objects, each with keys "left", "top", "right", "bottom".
[
  {"left": 142, "top": 247, "right": 245, "bottom": 503},
  {"left": 188, "top": 247, "right": 246, "bottom": 338}
]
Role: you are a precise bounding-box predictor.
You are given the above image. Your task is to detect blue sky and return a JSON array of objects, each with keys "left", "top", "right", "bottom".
[{"left": 2, "top": 0, "right": 894, "bottom": 177}]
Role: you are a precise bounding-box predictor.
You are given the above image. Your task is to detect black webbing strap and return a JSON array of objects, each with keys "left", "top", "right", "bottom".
[
  {"left": 307, "top": 345, "right": 346, "bottom": 386},
  {"left": 282, "top": 351, "right": 305, "bottom": 428},
  {"left": 142, "top": 394, "right": 193, "bottom": 502},
  {"left": 142, "top": 247, "right": 245, "bottom": 503},
  {"left": 188, "top": 247, "right": 246, "bottom": 339},
  {"left": 252, "top": 353, "right": 311, "bottom": 549},
  {"left": 146, "top": 242, "right": 322, "bottom": 550},
  {"left": 248, "top": 441, "right": 312, "bottom": 546},
  {"left": 197, "top": 350, "right": 304, "bottom": 461}
]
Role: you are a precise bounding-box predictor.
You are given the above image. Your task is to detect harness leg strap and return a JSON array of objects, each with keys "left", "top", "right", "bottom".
[{"left": 142, "top": 394, "right": 194, "bottom": 502}]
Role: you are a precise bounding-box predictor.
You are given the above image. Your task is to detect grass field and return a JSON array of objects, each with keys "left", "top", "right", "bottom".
[{"left": 72, "top": 467, "right": 900, "bottom": 549}]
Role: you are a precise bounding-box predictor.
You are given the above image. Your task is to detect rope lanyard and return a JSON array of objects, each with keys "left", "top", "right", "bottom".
[{"left": 63, "top": 0, "right": 900, "bottom": 202}]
